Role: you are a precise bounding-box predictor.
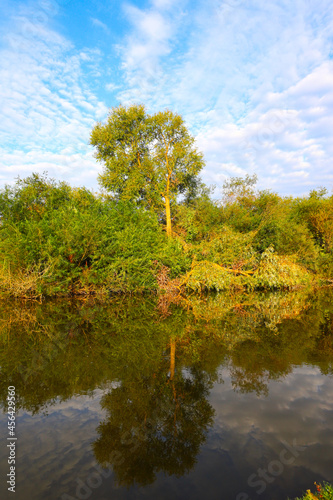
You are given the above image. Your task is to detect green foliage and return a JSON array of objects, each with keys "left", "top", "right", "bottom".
[
  {"left": 173, "top": 191, "right": 224, "bottom": 242},
  {"left": 155, "top": 237, "right": 191, "bottom": 278},
  {"left": 292, "top": 189, "right": 333, "bottom": 252},
  {"left": 90, "top": 201, "right": 168, "bottom": 291},
  {"left": 221, "top": 174, "right": 261, "bottom": 232},
  {"left": 91, "top": 104, "right": 154, "bottom": 205},
  {"left": 222, "top": 173, "right": 258, "bottom": 204},
  {"left": 251, "top": 246, "right": 312, "bottom": 290},
  {"left": 193, "top": 225, "right": 257, "bottom": 268},
  {"left": 291, "top": 482, "right": 333, "bottom": 500},
  {"left": 220, "top": 175, "right": 331, "bottom": 277},
  {"left": 91, "top": 104, "right": 205, "bottom": 236},
  {"left": 184, "top": 260, "right": 237, "bottom": 292},
  {"left": 291, "top": 190, "right": 333, "bottom": 276},
  {"left": 0, "top": 174, "right": 174, "bottom": 296},
  {"left": 183, "top": 246, "right": 311, "bottom": 292},
  {"left": 252, "top": 199, "right": 319, "bottom": 270},
  {"left": 0, "top": 169, "right": 332, "bottom": 297},
  {"left": 149, "top": 109, "right": 204, "bottom": 203},
  {"left": 0, "top": 172, "right": 73, "bottom": 224}
]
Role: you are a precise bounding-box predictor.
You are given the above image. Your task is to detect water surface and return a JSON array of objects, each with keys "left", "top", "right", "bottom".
[{"left": 0, "top": 290, "right": 332, "bottom": 500}]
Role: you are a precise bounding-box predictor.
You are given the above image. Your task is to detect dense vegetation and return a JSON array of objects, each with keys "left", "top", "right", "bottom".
[
  {"left": 0, "top": 170, "right": 332, "bottom": 298},
  {"left": 291, "top": 482, "right": 333, "bottom": 499},
  {"left": 0, "top": 105, "right": 332, "bottom": 298}
]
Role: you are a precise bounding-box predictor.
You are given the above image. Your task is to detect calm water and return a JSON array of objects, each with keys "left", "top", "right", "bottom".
[{"left": 0, "top": 290, "right": 332, "bottom": 500}]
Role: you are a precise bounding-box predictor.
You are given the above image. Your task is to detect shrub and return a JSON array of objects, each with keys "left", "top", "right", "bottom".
[
  {"left": 182, "top": 247, "right": 312, "bottom": 292},
  {"left": 291, "top": 481, "right": 333, "bottom": 500},
  {"left": 251, "top": 246, "right": 312, "bottom": 290}
]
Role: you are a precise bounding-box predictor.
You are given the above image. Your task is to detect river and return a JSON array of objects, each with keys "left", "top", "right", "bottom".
[{"left": 0, "top": 290, "right": 332, "bottom": 500}]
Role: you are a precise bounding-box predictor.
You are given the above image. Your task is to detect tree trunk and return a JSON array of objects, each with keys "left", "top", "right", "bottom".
[
  {"left": 170, "top": 337, "right": 176, "bottom": 380},
  {"left": 165, "top": 195, "right": 172, "bottom": 237}
]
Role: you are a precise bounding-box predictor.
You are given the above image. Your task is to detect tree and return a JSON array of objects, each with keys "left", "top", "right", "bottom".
[
  {"left": 90, "top": 104, "right": 205, "bottom": 237},
  {"left": 222, "top": 173, "right": 258, "bottom": 206}
]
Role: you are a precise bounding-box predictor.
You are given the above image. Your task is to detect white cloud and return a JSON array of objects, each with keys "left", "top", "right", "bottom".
[
  {"left": 91, "top": 17, "right": 110, "bottom": 33},
  {"left": 117, "top": 0, "right": 333, "bottom": 195},
  {"left": 151, "top": 0, "right": 179, "bottom": 9},
  {"left": 1, "top": 0, "right": 333, "bottom": 195},
  {"left": 0, "top": 9, "right": 108, "bottom": 189},
  {"left": 105, "top": 82, "right": 120, "bottom": 92},
  {"left": 118, "top": 0, "right": 186, "bottom": 103},
  {"left": 195, "top": 61, "right": 333, "bottom": 196}
]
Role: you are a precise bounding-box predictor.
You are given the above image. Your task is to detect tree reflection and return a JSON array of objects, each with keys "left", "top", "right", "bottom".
[
  {"left": 93, "top": 336, "right": 215, "bottom": 486},
  {"left": 0, "top": 289, "right": 332, "bottom": 414}
]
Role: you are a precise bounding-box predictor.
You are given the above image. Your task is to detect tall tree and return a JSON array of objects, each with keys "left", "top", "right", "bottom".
[
  {"left": 149, "top": 109, "right": 204, "bottom": 236},
  {"left": 90, "top": 104, "right": 204, "bottom": 237}
]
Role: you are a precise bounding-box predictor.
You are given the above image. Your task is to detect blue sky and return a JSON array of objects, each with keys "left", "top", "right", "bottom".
[{"left": 0, "top": 0, "right": 332, "bottom": 196}]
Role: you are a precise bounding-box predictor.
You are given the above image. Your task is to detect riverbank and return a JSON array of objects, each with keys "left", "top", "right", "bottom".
[{"left": 0, "top": 173, "right": 332, "bottom": 299}]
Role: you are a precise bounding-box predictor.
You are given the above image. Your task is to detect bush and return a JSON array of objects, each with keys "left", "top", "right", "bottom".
[
  {"left": 291, "top": 481, "right": 333, "bottom": 500},
  {"left": 0, "top": 173, "right": 327, "bottom": 297},
  {"left": 182, "top": 246, "right": 312, "bottom": 292},
  {"left": 251, "top": 246, "right": 312, "bottom": 290},
  {"left": 183, "top": 260, "right": 238, "bottom": 292},
  {"left": 193, "top": 225, "right": 257, "bottom": 269},
  {"left": 0, "top": 175, "right": 169, "bottom": 296},
  {"left": 173, "top": 194, "right": 224, "bottom": 242}
]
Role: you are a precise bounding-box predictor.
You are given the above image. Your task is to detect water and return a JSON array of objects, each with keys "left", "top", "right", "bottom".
[{"left": 0, "top": 290, "right": 332, "bottom": 500}]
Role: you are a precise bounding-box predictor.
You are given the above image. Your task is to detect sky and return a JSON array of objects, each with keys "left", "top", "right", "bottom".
[{"left": 0, "top": 0, "right": 332, "bottom": 197}]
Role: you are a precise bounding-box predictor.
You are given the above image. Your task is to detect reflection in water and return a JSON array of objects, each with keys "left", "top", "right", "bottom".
[
  {"left": 0, "top": 290, "right": 332, "bottom": 499},
  {"left": 93, "top": 352, "right": 215, "bottom": 486}
]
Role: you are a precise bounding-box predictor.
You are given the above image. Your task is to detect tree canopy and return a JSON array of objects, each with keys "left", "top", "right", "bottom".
[{"left": 90, "top": 104, "right": 205, "bottom": 237}]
